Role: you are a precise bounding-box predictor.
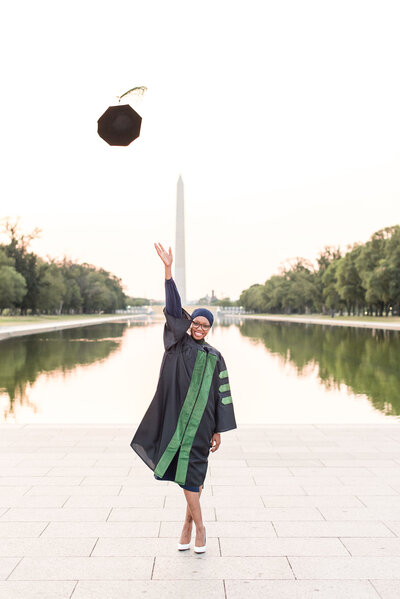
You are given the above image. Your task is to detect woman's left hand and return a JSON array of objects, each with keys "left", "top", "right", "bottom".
[{"left": 210, "top": 433, "right": 221, "bottom": 452}]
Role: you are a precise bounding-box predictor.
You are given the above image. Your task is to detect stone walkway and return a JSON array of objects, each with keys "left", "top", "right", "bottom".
[
  {"left": 1, "top": 423, "right": 400, "bottom": 598},
  {"left": 239, "top": 314, "right": 400, "bottom": 331},
  {"left": 0, "top": 315, "right": 148, "bottom": 341}
]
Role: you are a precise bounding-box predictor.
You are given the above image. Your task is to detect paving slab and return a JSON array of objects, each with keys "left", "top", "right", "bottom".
[
  {"left": 25, "top": 485, "right": 122, "bottom": 496},
  {"left": 274, "top": 521, "right": 396, "bottom": 537},
  {"left": 0, "top": 558, "right": 20, "bottom": 580},
  {"left": 215, "top": 507, "right": 324, "bottom": 521},
  {"left": 65, "top": 495, "right": 165, "bottom": 508},
  {"left": 219, "top": 537, "right": 349, "bottom": 556},
  {"left": 0, "top": 523, "right": 48, "bottom": 538},
  {"left": 72, "top": 580, "right": 225, "bottom": 599},
  {"left": 212, "top": 483, "right": 307, "bottom": 496},
  {"left": 0, "top": 537, "right": 96, "bottom": 557},
  {"left": 224, "top": 579, "right": 380, "bottom": 598},
  {"left": 9, "top": 556, "right": 154, "bottom": 580},
  {"left": 261, "top": 495, "right": 364, "bottom": 507},
  {"left": 0, "top": 508, "right": 110, "bottom": 522},
  {"left": 289, "top": 555, "right": 400, "bottom": 579},
  {"left": 43, "top": 521, "right": 160, "bottom": 538},
  {"left": 0, "top": 581, "right": 76, "bottom": 599},
  {"left": 381, "top": 521, "right": 400, "bottom": 536},
  {"left": 341, "top": 537, "right": 400, "bottom": 556},
  {"left": 357, "top": 496, "right": 400, "bottom": 507},
  {"left": 319, "top": 507, "right": 400, "bottom": 521},
  {"left": 370, "top": 580, "right": 400, "bottom": 598},
  {"left": 300, "top": 484, "right": 399, "bottom": 495},
  {"left": 0, "top": 496, "right": 69, "bottom": 508},
  {"left": 152, "top": 555, "right": 294, "bottom": 579}
]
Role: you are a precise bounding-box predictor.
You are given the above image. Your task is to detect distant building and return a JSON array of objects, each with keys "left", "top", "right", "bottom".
[
  {"left": 175, "top": 175, "right": 186, "bottom": 304},
  {"left": 198, "top": 294, "right": 211, "bottom": 305}
]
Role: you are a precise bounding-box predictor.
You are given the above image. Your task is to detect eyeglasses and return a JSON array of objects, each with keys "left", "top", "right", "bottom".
[{"left": 192, "top": 320, "right": 211, "bottom": 331}]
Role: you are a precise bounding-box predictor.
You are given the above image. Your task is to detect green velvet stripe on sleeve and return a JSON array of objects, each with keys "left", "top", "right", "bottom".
[
  {"left": 221, "top": 396, "right": 232, "bottom": 405},
  {"left": 219, "top": 383, "right": 230, "bottom": 393}
]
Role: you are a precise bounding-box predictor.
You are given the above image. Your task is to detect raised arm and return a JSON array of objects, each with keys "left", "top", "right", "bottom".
[{"left": 154, "top": 242, "right": 182, "bottom": 318}]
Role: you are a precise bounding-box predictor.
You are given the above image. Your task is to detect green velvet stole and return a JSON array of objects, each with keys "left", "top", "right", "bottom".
[{"left": 154, "top": 350, "right": 217, "bottom": 485}]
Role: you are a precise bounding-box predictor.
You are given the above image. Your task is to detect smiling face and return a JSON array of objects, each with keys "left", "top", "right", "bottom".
[{"left": 190, "top": 315, "right": 211, "bottom": 341}]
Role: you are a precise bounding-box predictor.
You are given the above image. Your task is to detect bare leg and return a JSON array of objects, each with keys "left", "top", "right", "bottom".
[
  {"left": 179, "top": 485, "right": 203, "bottom": 545},
  {"left": 180, "top": 485, "right": 205, "bottom": 547}
]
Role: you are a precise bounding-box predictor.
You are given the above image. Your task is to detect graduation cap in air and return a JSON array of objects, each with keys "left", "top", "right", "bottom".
[{"left": 97, "top": 86, "right": 146, "bottom": 147}]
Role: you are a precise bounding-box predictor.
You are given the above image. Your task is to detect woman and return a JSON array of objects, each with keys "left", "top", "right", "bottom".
[{"left": 130, "top": 242, "right": 237, "bottom": 553}]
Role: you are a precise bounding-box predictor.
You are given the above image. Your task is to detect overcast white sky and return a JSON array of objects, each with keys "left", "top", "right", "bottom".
[{"left": 1, "top": 0, "right": 399, "bottom": 301}]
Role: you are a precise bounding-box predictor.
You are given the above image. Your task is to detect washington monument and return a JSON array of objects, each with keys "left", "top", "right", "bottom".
[{"left": 175, "top": 175, "right": 186, "bottom": 304}]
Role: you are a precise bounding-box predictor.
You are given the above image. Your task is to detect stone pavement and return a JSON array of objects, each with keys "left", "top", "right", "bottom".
[
  {"left": 1, "top": 423, "right": 400, "bottom": 598},
  {"left": 239, "top": 314, "right": 400, "bottom": 331},
  {"left": 0, "top": 314, "right": 147, "bottom": 341}
]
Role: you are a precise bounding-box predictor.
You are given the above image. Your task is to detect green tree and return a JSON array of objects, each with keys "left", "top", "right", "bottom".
[
  {"left": 126, "top": 297, "right": 150, "bottom": 307},
  {"left": 0, "top": 248, "right": 14, "bottom": 268},
  {"left": 276, "top": 259, "right": 319, "bottom": 314},
  {"left": 316, "top": 246, "right": 342, "bottom": 314},
  {"left": 335, "top": 245, "right": 365, "bottom": 315},
  {"left": 0, "top": 248, "right": 27, "bottom": 311},
  {"left": 1, "top": 220, "right": 41, "bottom": 313},
  {"left": 384, "top": 226, "right": 400, "bottom": 312},
  {"left": 263, "top": 276, "right": 288, "bottom": 313},
  {"left": 321, "top": 259, "right": 343, "bottom": 313},
  {"left": 355, "top": 228, "right": 392, "bottom": 315},
  {"left": 0, "top": 266, "right": 27, "bottom": 311},
  {"left": 37, "top": 262, "right": 67, "bottom": 314},
  {"left": 239, "top": 284, "right": 266, "bottom": 312}
]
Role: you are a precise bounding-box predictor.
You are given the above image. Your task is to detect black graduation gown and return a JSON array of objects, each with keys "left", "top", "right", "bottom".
[{"left": 130, "top": 308, "right": 237, "bottom": 487}]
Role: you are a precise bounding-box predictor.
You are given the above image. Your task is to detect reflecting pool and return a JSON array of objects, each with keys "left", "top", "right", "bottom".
[{"left": 0, "top": 318, "right": 399, "bottom": 423}]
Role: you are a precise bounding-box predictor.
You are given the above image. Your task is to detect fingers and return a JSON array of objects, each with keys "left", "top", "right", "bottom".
[
  {"left": 210, "top": 438, "right": 221, "bottom": 452},
  {"left": 154, "top": 242, "right": 172, "bottom": 266},
  {"left": 154, "top": 242, "right": 167, "bottom": 259},
  {"left": 154, "top": 242, "right": 167, "bottom": 255}
]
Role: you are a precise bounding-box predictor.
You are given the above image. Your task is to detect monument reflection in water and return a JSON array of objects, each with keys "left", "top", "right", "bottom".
[{"left": 0, "top": 318, "right": 399, "bottom": 423}]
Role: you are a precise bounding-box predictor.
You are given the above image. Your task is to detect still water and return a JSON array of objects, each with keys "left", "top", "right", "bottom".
[{"left": 1, "top": 318, "right": 399, "bottom": 424}]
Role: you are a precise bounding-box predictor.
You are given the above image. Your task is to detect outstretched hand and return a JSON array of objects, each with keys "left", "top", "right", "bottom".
[{"left": 154, "top": 242, "right": 173, "bottom": 267}]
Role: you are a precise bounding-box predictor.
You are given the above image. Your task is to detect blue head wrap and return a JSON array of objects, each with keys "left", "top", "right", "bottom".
[{"left": 190, "top": 308, "right": 214, "bottom": 327}]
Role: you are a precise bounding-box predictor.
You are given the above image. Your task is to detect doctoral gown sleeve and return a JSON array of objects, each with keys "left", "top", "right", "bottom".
[
  {"left": 165, "top": 277, "right": 182, "bottom": 318},
  {"left": 214, "top": 354, "right": 237, "bottom": 433},
  {"left": 163, "top": 308, "right": 192, "bottom": 350},
  {"left": 163, "top": 277, "right": 192, "bottom": 350}
]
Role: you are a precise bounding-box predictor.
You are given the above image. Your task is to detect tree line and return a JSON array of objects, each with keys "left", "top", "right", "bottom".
[
  {"left": 239, "top": 225, "right": 400, "bottom": 316},
  {"left": 0, "top": 222, "right": 129, "bottom": 314}
]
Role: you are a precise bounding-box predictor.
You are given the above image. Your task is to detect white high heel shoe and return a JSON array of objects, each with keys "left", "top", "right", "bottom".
[
  {"left": 178, "top": 528, "right": 192, "bottom": 551},
  {"left": 177, "top": 540, "right": 191, "bottom": 551},
  {"left": 194, "top": 527, "right": 206, "bottom": 553}
]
